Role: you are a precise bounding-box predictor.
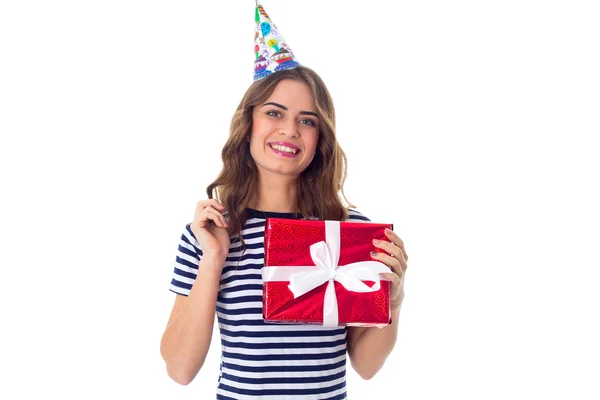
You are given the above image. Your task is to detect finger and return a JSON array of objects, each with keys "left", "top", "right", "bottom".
[
  {"left": 372, "top": 240, "right": 408, "bottom": 273},
  {"left": 194, "top": 205, "right": 225, "bottom": 228},
  {"left": 370, "top": 251, "right": 403, "bottom": 277},
  {"left": 196, "top": 199, "right": 226, "bottom": 212},
  {"left": 372, "top": 239, "right": 404, "bottom": 261},
  {"left": 202, "top": 206, "right": 228, "bottom": 228},
  {"left": 379, "top": 272, "right": 401, "bottom": 284},
  {"left": 194, "top": 200, "right": 224, "bottom": 223},
  {"left": 384, "top": 228, "right": 408, "bottom": 262}
]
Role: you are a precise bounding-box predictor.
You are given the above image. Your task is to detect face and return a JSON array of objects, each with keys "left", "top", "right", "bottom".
[{"left": 249, "top": 79, "right": 320, "bottom": 179}]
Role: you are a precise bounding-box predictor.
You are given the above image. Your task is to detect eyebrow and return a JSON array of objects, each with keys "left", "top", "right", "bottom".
[{"left": 261, "top": 102, "right": 319, "bottom": 118}]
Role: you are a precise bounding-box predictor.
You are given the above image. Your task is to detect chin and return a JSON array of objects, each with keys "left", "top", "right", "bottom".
[{"left": 259, "top": 164, "right": 309, "bottom": 177}]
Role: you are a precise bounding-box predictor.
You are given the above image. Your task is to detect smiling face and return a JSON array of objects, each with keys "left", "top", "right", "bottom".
[{"left": 249, "top": 79, "right": 320, "bottom": 179}]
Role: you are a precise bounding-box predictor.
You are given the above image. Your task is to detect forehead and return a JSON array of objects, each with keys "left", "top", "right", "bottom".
[{"left": 266, "top": 79, "right": 316, "bottom": 111}]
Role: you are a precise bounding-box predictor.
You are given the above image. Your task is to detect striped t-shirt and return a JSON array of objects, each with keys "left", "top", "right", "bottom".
[{"left": 169, "top": 208, "right": 370, "bottom": 399}]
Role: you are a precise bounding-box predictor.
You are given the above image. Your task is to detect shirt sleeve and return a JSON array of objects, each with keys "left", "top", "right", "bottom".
[
  {"left": 169, "top": 223, "right": 203, "bottom": 296},
  {"left": 346, "top": 208, "right": 371, "bottom": 222}
]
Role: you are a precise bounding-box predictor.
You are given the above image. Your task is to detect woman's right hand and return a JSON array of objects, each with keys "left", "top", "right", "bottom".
[{"left": 189, "top": 199, "right": 230, "bottom": 263}]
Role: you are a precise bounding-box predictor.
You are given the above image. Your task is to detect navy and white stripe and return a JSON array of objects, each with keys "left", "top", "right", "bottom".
[{"left": 170, "top": 208, "right": 370, "bottom": 399}]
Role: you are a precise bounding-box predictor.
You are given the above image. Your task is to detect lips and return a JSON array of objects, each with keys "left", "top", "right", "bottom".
[
  {"left": 268, "top": 141, "right": 301, "bottom": 158},
  {"left": 269, "top": 141, "right": 300, "bottom": 151}
]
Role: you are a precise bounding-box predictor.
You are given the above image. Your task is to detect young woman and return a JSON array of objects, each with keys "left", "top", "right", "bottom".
[{"left": 160, "top": 66, "right": 408, "bottom": 399}]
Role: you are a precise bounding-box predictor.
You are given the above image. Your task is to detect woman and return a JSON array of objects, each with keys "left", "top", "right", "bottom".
[{"left": 160, "top": 65, "right": 408, "bottom": 399}]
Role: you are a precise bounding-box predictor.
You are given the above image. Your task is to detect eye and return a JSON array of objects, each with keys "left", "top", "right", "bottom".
[
  {"left": 300, "top": 118, "right": 316, "bottom": 126},
  {"left": 266, "top": 110, "right": 281, "bottom": 118}
]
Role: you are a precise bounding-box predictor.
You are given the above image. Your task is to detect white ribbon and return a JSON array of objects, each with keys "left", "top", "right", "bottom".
[{"left": 262, "top": 221, "right": 390, "bottom": 327}]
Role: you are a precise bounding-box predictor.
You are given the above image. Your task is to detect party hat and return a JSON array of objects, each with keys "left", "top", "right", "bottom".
[{"left": 253, "top": 1, "right": 301, "bottom": 81}]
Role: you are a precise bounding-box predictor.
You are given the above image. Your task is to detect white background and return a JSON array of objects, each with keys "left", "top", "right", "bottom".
[{"left": 1, "top": 0, "right": 599, "bottom": 398}]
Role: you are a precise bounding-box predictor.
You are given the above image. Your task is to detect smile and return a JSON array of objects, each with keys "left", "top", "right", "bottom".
[{"left": 268, "top": 142, "right": 300, "bottom": 157}]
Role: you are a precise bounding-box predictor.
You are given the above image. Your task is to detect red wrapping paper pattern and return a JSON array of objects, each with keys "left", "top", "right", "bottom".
[{"left": 263, "top": 218, "right": 393, "bottom": 327}]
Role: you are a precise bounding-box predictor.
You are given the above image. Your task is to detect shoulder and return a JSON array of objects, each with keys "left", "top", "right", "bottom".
[{"left": 345, "top": 208, "right": 371, "bottom": 222}]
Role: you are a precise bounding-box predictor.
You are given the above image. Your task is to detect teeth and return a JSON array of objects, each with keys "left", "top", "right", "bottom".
[{"left": 271, "top": 144, "right": 297, "bottom": 154}]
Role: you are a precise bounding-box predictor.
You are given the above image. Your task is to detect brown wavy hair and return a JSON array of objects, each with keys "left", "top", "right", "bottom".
[{"left": 206, "top": 66, "right": 354, "bottom": 241}]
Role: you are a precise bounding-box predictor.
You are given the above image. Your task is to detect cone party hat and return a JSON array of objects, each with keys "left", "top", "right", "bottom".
[{"left": 253, "top": 1, "right": 301, "bottom": 81}]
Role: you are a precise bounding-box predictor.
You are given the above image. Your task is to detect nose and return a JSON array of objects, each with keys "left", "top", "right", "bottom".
[{"left": 279, "top": 119, "right": 299, "bottom": 138}]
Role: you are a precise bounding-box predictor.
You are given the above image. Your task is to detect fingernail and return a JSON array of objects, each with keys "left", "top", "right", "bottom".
[
  {"left": 370, "top": 251, "right": 378, "bottom": 257},
  {"left": 372, "top": 239, "right": 380, "bottom": 245},
  {"left": 385, "top": 228, "right": 392, "bottom": 234}
]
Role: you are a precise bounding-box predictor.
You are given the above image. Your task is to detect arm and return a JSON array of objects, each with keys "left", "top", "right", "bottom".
[
  {"left": 347, "top": 227, "right": 408, "bottom": 380},
  {"left": 161, "top": 200, "right": 230, "bottom": 385},
  {"left": 160, "top": 255, "right": 223, "bottom": 385},
  {"left": 346, "top": 304, "right": 402, "bottom": 380}
]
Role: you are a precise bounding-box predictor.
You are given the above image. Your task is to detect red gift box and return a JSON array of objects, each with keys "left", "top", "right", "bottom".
[{"left": 262, "top": 218, "right": 393, "bottom": 327}]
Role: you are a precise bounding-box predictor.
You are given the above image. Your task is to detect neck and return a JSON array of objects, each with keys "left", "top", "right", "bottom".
[{"left": 250, "top": 173, "right": 299, "bottom": 213}]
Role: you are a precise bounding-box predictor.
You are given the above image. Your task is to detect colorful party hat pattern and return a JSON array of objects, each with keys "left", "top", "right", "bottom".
[{"left": 253, "top": 2, "right": 300, "bottom": 81}]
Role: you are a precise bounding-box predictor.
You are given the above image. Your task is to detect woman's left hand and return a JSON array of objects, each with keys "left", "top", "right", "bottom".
[{"left": 370, "top": 228, "right": 408, "bottom": 312}]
